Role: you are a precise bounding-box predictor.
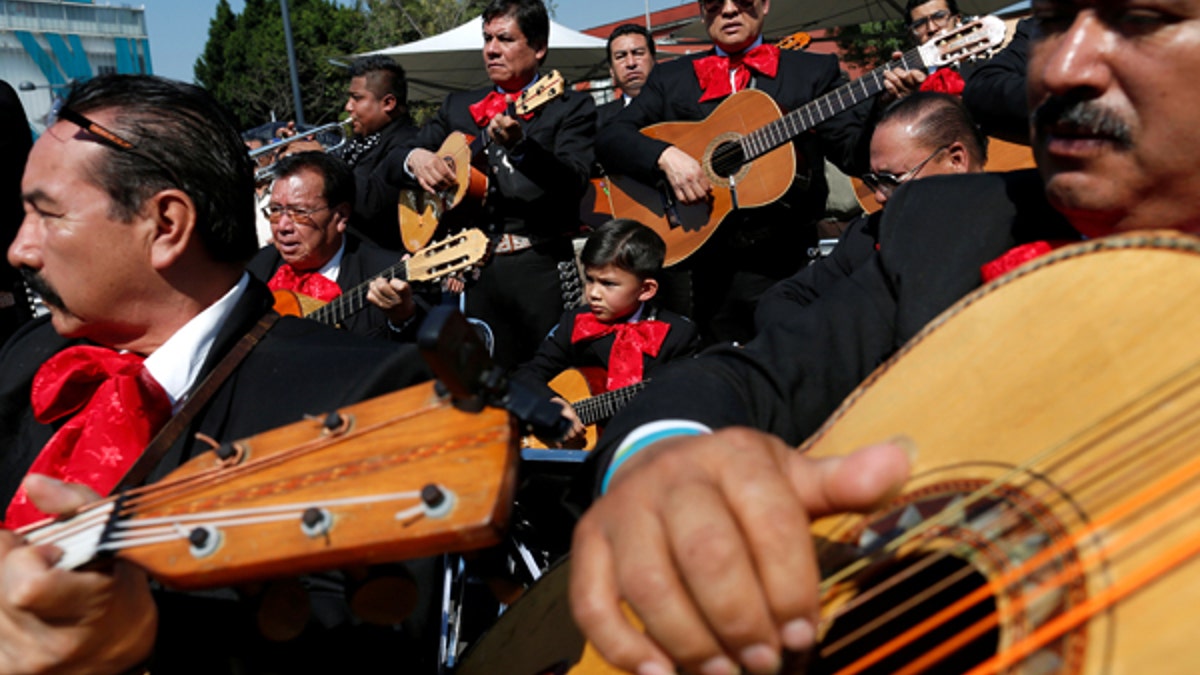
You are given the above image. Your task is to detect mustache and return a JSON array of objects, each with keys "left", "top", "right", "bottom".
[
  {"left": 1031, "top": 96, "right": 1134, "bottom": 148},
  {"left": 19, "top": 267, "right": 67, "bottom": 313}
]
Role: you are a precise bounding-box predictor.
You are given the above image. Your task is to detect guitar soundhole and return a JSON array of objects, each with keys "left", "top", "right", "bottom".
[
  {"left": 710, "top": 140, "right": 746, "bottom": 178},
  {"left": 812, "top": 553, "right": 998, "bottom": 674}
]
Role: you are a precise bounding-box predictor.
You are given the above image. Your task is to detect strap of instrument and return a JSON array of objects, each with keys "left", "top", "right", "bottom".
[{"left": 113, "top": 311, "right": 281, "bottom": 492}]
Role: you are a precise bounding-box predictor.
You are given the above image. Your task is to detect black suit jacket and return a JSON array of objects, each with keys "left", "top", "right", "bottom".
[
  {"left": 393, "top": 79, "right": 596, "bottom": 238},
  {"left": 0, "top": 278, "right": 438, "bottom": 673},
  {"left": 593, "top": 171, "right": 1079, "bottom": 490},
  {"left": 340, "top": 117, "right": 419, "bottom": 249},
  {"left": 596, "top": 49, "right": 874, "bottom": 229},
  {"left": 595, "top": 97, "right": 627, "bottom": 131},
  {"left": 511, "top": 305, "right": 700, "bottom": 402},
  {"left": 247, "top": 235, "right": 413, "bottom": 341},
  {"left": 754, "top": 210, "right": 882, "bottom": 331}
]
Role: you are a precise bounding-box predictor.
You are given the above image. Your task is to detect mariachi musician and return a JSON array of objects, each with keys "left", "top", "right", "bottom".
[
  {"left": 396, "top": 0, "right": 595, "bottom": 371},
  {"left": 596, "top": 0, "right": 922, "bottom": 346}
]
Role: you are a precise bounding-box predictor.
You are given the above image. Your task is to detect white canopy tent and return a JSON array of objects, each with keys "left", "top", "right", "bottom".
[
  {"left": 673, "top": 0, "right": 1025, "bottom": 39},
  {"left": 351, "top": 16, "right": 611, "bottom": 103}
]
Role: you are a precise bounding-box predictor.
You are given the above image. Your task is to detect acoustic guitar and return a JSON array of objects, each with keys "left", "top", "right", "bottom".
[
  {"left": 523, "top": 368, "right": 647, "bottom": 451},
  {"left": 458, "top": 231, "right": 1200, "bottom": 673},
  {"left": 398, "top": 71, "right": 566, "bottom": 253},
  {"left": 26, "top": 381, "right": 516, "bottom": 589},
  {"left": 272, "top": 228, "right": 488, "bottom": 327},
  {"left": 595, "top": 17, "right": 1006, "bottom": 266}
]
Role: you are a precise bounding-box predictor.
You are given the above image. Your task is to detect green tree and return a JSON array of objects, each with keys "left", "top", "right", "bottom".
[
  {"left": 834, "top": 20, "right": 909, "bottom": 71},
  {"left": 195, "top": 0, "right": 365, "bottom": 130}
]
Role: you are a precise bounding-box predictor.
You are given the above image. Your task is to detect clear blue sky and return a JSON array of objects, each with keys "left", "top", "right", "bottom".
[{"left": 141, "top": 0, "right": 691, "bottom": 84}]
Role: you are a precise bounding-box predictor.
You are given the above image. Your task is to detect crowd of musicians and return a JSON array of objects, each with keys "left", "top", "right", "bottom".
[{"left": 0, "top": 0, "right": 1194, "bottom": 671}]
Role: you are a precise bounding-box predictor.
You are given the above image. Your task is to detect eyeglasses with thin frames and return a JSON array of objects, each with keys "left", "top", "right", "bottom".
[
  {"left": 860, "top": 144, "right": 950, "bottom": 197},
  {"left": 262, "top": 203, "right": 332, "bottom": 227},
  {"left": 908, "top": 9, "right": 954, "bottom": 34},
  {"left": 55, "top": 107, "right": 184, "bottom": 189}
]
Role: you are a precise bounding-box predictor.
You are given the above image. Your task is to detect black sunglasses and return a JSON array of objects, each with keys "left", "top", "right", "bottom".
[{"left": 861, "top": 145, "right": 950, "bottom": 197}]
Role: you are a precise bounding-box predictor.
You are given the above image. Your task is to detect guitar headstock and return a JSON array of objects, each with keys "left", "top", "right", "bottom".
[
  {"left": 917, "top": 15, "right": 1007, "bottom": 69},
  {"left": 407, "top": 228, "right": 490, "bottom": 284},
  {"left": 776, "top": 31, "right": 811, "bottom": 51},
  {"left": 515, "top": 70, "right": 566, "bottom": 117}
]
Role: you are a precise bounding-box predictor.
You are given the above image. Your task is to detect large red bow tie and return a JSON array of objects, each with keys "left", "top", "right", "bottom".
[
  {"left": 268, "top": 263, "right": 342, "bottom": 303},
  {"left": 572, "top": 313, "right": 671, "bottom": 390},
  {"left": 468, "top": 90, "right": 535, "bottom": 128},
  {"left": 6, "top": 346, "right": 172, "bottom": 528},
  {"left": 693, "top": 44, "right": 781, "bottom": 102}
]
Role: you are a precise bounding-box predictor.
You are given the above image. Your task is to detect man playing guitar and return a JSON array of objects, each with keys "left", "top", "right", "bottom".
[
  {"left": 398, "top": 0, "right": 596, "bottom": 370},
  {"left": 596, "top": 0, "right": 922, "bottom": 346}
]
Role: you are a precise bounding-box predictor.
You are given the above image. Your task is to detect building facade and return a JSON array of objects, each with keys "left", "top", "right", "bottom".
[{"left": 0, "top": 0, "right": 151, "bottom": 134}]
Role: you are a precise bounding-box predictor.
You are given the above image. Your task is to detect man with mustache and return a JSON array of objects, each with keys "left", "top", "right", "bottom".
[
  {"left": 569, "top": 0, "right": 1191, "bottom": 673},
  {"left": 0, "top": 75, "right": 435, "bottom": 674}
]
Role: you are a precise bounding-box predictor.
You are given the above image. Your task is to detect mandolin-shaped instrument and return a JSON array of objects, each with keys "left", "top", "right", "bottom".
[
  {"left": 25, "top": 381, "right": 517, "bottom": 590},
  {"left": 459, "top": 232, "right": 1200, "bottom": 673},
  {"left": 398, "top": 71, "right": 566, "bottom": 253}
]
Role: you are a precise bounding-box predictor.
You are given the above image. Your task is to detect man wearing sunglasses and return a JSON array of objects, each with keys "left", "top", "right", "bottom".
[
  {"left": 595, "top": 0, "right": 922, "bottom": 347},
  {"left": 246, "top": 151, "right": 419, "bottom": 340},
  {"left": 0, "top": 75, "right": 435, "bottom": 674},
  {"left": 754, "top": 92, "right": 986, "bottom": 331}
]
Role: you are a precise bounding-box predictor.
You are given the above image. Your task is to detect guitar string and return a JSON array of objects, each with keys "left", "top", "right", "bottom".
[
  {"left": 26, "top": 395, "right": 455, "bottom": 550},
  {"left": 889, "top": 428, "right": 1200, "bottom": 675},
  {"left": 832, "top": 418, "right": 1200, "bottom": 675},
  {"left": 815, "top": 348, "right": 1200, "bottom": 597},
  {"left": 815, "top": 358, "right": 1200, "bottom": 672},
  {"left": 820, "top": 355, "right": 1200, "bottom": 653}
]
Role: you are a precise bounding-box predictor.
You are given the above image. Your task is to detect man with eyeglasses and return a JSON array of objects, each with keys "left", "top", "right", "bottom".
[
  {"left": 0, "top": 75, "right": 436, "bottom": 674},
  {"left": 907, "top": 0, "right": 962, "bottom": 45},
  {"left": 595, "top": 0, "right": 921, "bottom": 347},
  {"left": 247, "top": 151, "right": 419, "bottom": 340},
  {"left": 570, "top": 0, "right": 1200, "bottom": 670},
  {"left": 754, "top": 92, "right": 986, "bottom": 331}
]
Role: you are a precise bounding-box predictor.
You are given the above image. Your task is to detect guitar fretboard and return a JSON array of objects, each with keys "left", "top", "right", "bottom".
[
  {"left": 307, "top": 261, "right": 410, "bottom": 327},
  {"left": 573, "top": 381, "right": 648, "bottom": 427},
  {"left": 736, "top": 47, "right": 928, "bottom": 166}
]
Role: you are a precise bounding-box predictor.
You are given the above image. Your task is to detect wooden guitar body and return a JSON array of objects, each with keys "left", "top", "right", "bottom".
[
  {"left": 459, "top": 232, "right": 1200, "bottom": 673},
  {"left": 31, "top": 382, "right": 517, "bottom": 591},
  {"left": 603, "top": 89, "right": 796, "bottom": 266},
  {"left": 399, "top": 131, "right": 488, "bottom": 252},
  {"left": 523, "top": 368, "right": 606, "bottom": 451}
]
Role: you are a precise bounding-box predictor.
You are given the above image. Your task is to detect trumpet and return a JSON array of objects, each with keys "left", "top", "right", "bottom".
[{"left": 251, "top": 118, "right": 355, "bottom": 184}]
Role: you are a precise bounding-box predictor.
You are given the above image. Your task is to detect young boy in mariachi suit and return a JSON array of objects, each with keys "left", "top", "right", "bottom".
[{"left": 511, "top": 218, "right": 700, "bottom": 447}]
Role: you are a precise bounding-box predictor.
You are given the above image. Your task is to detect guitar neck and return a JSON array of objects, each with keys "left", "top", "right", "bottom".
[
  {"left": 572, "top": 381, "right": 647, "bottom": 427},
  {"left": 306, "top": 260, "right": 409, "bottom": 327},
  {"left": 739, "top": 47, "right": 928, "bottom": 164}
]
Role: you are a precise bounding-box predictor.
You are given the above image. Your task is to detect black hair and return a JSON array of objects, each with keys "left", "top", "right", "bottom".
[
  {"left": 580, "top": 218, "right": 666, "bottom": 280},
  {"left": 905, "top": 0, "right": 960, "bottom": 24},
  {"left": 348, "top": 55, "right": 408, "bottom": 105},
  {"left": 271, "top": 151, "right": 356, "bottom": 210},
  {"left": 878, "top": 91, "right": 988, "bottom": 166},
  {"left": 64, "top": 74, "right": 257, "bottom": 263},
  {"left": 482, "top": 0, "right": 550, "bottom": 53},
  {"left": 607, "top": 23, "right": 656, "bottom": 61}
]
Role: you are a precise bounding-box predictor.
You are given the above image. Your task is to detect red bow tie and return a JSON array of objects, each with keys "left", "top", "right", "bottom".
[
  {"left": 468, "top": 90, "right": 535, "bottom": 128},
  {"left": 693, "top": 44, "right": 781, "bottom": 102},
  {"left": 268, "top": 264, "right": 342, "bottom": 303},
  {"left": 6, "top": 346, "right": 172, "bottom": 528},
  {"left": 572, "top": 313, "right": 671, "bottom": 390},
  {"left": 980, "top": 240, "right": 1072, "bottom": 284}
]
